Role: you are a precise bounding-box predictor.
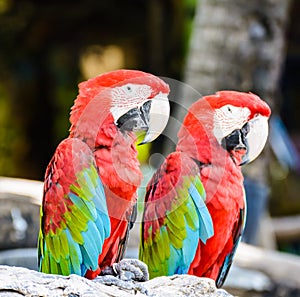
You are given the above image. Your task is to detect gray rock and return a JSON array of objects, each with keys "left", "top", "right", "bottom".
[
  {"left": 0, "top": 265, "right": 234, "bottom": 297},
  {"left": 143, "top": 275, "right": 233, "bottom": 297},
  {"left": 0, "top": 176, "right": 43, "bottom": 250}
]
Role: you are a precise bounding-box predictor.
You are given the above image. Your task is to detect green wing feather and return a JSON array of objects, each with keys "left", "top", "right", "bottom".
[
  {"left": 38, "top": 138, "right": 110, "bottom": 276},
  {"left": 139, "top": 152, "right": 214, "bottom": 278}
]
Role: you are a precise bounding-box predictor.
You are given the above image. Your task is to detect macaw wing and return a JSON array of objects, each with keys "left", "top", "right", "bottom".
[
  {"left": 139, "top": 152, "right": 214, "bottom": 278},
  {"left": 38, "top": 138, "right": 110, "bottom": 277},
  {"left": 215, "top": 206, "right": 246, "bottom": 288}
]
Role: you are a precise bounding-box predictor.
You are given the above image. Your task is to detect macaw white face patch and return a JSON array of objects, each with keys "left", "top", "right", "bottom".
[
  {"left": 110, "top": 83, "right": 152, "bottom": 122},
  {"left": 213, "top": 104, "right": 251, "bottom": 144}
]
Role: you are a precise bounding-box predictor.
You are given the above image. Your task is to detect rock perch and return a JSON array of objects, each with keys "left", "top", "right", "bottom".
[{"left": 0, "top": 265, "right": 233, "bottom": 297}]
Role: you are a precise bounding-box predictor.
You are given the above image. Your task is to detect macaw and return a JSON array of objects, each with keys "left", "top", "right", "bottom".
[
  {"left": 139, "top": 91, "right": 271, "bottom": 287},
  {"left": 38, "top": 69, "right": 170, "bottom": 279}
]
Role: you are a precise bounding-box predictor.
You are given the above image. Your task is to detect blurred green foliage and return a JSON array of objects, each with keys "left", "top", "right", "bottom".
[{"left": 0, "top": 84, "right": 19, "bottom": 176}]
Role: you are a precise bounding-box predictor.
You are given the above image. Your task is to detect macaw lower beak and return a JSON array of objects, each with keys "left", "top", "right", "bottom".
[
  {"left": 221, "top": 115, "right": 269, "bottom": 165},
  {"left": 116, "top": 92, "right": 170, "bottom": 144}
]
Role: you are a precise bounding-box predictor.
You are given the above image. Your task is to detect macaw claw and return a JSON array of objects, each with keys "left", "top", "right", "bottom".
[
  {"left": 100, "top": 258, "right": 149, "bottom": 282},
  {"left": 95, "top": 259, "right": 150, "bottom": 294}
]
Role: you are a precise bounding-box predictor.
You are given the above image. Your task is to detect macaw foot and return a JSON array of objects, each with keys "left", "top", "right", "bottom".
[
  {"left": 101, "top": 258, "right": 149, "bottom": 282},
  {"left": 94, "top": 259, "right": 150, "bottom": 295}
]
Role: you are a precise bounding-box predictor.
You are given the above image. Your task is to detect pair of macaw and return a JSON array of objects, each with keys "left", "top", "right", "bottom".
[{"left": 38, "top": 69, "right": 271, "bottom": 287}]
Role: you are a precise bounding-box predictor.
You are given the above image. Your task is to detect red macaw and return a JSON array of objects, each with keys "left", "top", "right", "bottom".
[
  {"left": 139, "top": 91, "right": 271, "bottom": 287},
  {"left": 38, "top": 69, "right": 170, "bottom": 279}
]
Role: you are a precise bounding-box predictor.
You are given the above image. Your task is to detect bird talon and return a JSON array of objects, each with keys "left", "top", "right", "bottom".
[
  {"left": 99, "top": 259, "right": 149, "bottom": 282},
  {"left": 100, "top": 265, "right": 116, "bottom": 277},
  {"left": 112, "top": 263, "right": 119, "bottom": 275}
]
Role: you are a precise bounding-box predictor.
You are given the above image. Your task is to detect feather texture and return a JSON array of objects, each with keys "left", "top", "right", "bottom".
[
  {"left": 39, "top": 70, "right": 171, "bottom": 279},
  {"left": 139, "top": 152, "right": 213, "bottom": 278},
  {"left": 140, "top": 91, "right": 271, "bottom": 287},
  {"left": 38, "top": 138, "right": 110, "bottom": 276}
]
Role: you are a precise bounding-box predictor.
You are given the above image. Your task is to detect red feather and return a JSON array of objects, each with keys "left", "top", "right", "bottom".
[
  {"left": 40, "top": 69, "right": 170, "bottom": 279},
  {"left": 177, "top": 91, "right": 270, "bottom": 283},
  {"left": 74, "top": 70, "right": 169, "bottom": 276}
]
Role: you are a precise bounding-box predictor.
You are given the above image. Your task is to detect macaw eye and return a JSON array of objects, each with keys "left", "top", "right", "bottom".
[
  {"left": 121, "top": 84, "right": 134, "bottom": 94},
  {"left": 221, "top": 104, "right": 240, "bottom": 117}
]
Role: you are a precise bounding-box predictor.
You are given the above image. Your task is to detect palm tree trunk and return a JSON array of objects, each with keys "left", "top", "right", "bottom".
[{"left": 184, "top": 0, "right": 291, "bottom": 102}]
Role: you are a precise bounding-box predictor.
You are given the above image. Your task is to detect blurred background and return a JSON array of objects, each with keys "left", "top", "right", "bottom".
[{"left": 0, "top": 0, "right": 300, "bottom": 295}]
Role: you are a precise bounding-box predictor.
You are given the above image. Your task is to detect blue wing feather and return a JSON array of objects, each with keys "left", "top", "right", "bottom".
[
  {"left": 65, "top": 228, "right": 83, "bottom": 275},
  {"left": 188, "top": 182, "right": 214, "bottom": 243},
  {"left": 140, "top": 152, "right": 214, "bottom": 278},
  {"left": 38, "top": 138, "right": 111, "bottom": 277}
]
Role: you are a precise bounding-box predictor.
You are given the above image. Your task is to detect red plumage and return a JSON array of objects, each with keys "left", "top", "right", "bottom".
[
  {"left": 177, "top": 91, "right": 270, "bottom": 284},
  {"left": 68, "top": 70, "right": 169, "bottom": 278},
  {"left": 88, "top": 117, "right": 141, "bottom": 276}
]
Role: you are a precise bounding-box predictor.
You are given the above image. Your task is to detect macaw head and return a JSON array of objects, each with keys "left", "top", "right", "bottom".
[
  {"left": 177, "top": 91, "right": 271, "bottom": 165},
  {"left": 69, "top": 69, "right": 170, "bottom": 145}
]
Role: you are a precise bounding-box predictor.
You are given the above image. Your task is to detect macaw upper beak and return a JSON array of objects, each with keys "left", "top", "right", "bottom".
[
  {"left": 242, "top": 114, "right": 269, "bottom": 164},
  {"left": 116, "top": 92, "right": 170, "bottom": 144},
  {"left": 139, "top": 92, "right": 170, "bottom": 144},
  {"left": 221, "top": 114, "right": 269, "bottom": 165}
]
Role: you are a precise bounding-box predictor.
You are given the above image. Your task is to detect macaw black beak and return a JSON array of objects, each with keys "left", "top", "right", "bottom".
[
  {"left": 222, "top": 123, "right": 249, "bottom": 151},
  {"left": 116, "top": 101, "right": 151, "bottom": 132},
  {"left": 221, "top": 114, "right": 269, "bottom": 165},
  {"left": 116, "top": 92, "right": 170, "bottom": 144},
  {"left": 221, "top": 123, "right": 249, "bottom": 165}
]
